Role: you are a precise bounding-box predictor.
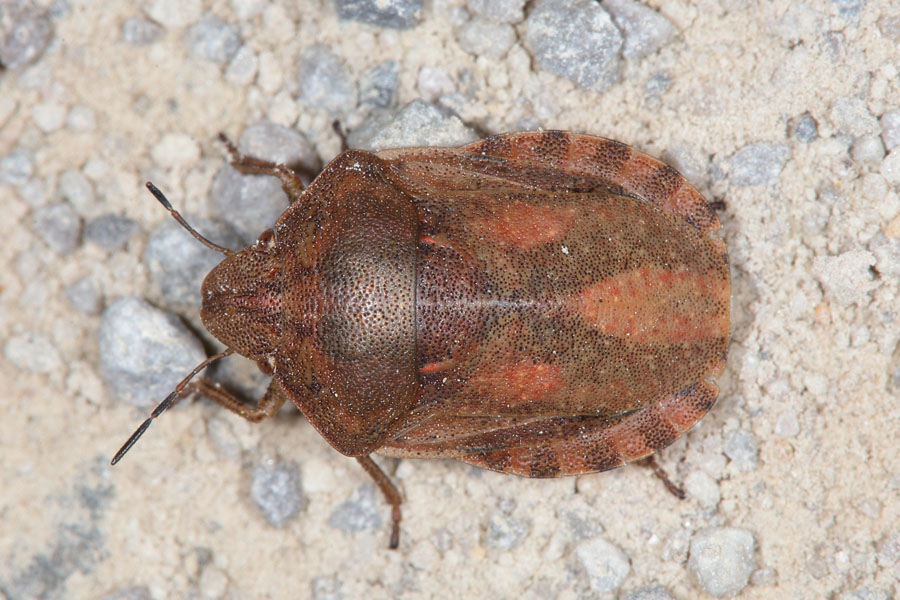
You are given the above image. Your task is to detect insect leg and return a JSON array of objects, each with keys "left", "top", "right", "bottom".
[
  {"left": 355, "top": 455, "right": 403, "bottom": 549},
  {"left": 189, "top": 379, "right": 287, "bottom": 423},
  {"left": 217, "top": 133, "right": 307, "bottom": 202},
  {"left": 638, "top": 455, "right": 685, "bottom": 499}
]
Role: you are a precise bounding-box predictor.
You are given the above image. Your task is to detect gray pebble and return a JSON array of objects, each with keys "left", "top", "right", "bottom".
[
  {"left": 484, "top": 510, "right": 530, "bottom": 550},
  {"left": 850, "top": 135, "right": 885, "bottom": 165},
  {"left": 210, "top": 165, "right": 290, "bottom": 246},
  {"left": 335, "top": 0, "right": 423, "bottom": 29},
  {"left": 65, "top": 275, "right": 103, "bottom": 315},
  {"left": 575, "top": 537, "right": 631, "bottom": 593},
  {"left": 311, "top": 576, "right": 343, "bottom": 600},
  {"left": 880, "top": 109, "right": 900, "bottom": 151},
  {"left": 250, "top": 460, "right": 305, "bottom": 528},
  {"left": 85, "top": 214, "right": 139, "bottom": 250},
  {"left": 645, "top": 71, "right": 671, "bottom": 96},
  {"left": 359, "top": 61, "right": 398, "bottom": 108},
  {"left": 144, "top": 215, "right": 243, "bottom": 306},
  {"left": 327, "top": 485, "right": 383, "bottom": 533},
  {"left": 98, "top": 586, "right": 152, "bottom": 600},
  {"left": 524, "top": 0, "right": 623, "bottom": 92},
  {"left": 792, "top": 113, "right": 819, "bottom": 143},
  {"left": 876, "top": 530, "right": 900, "bottom": 565},
  {"left": 750, "top": 567, "right": 776, "bottom": 586},
  {"left": 457, "top": 17, "right": 516, "bottom": 59},
  {"left": 98, "top": 296, "right": 207, "bottom": 407},
  {"left": 186, "top": 15, "right": 241, "bottom": 64},
  {"left": 0, "top": 2, "right": 53, "bottom": 69},
  {"left": 688, "top": 527, "right": 756, "bottom": 597},
  {"left": 122, "top": 17, "right": 162, "bottom": 45},
  {"left": 602, "top": 0, "right": 676, "bottom": 60},
  {"left": 237, "top": 121, "right": 320, "bottom": 174},
  {"left": 467, "top": 0, "right": 525, "bottom": 24},
  {"left": 225, "top": 44, "right": 257, "bottom": 86},
  {"left": 0, "top": 147, "right": 34, "bottom": 186},
  {"left": 832, "top": 0, "right": 865, "bottom": 24},
  {"left": 774, "top": 412, "right": 800, "bottom": 437},
  {"left": 19, "top": 178, "right": 47, "bottom": 207},
  {"left": 57, "top": 168, "right": 95, "bottom": 213},
  {"left": 831, "top": 97, "right": 879, "bottom": 137},
  {"left": 4, "top": 330, "right": 63, "bottom": 374},
  {"left": 347, "top": 99, "right": 479, "bottom": 152},
  {"left": 729, "top": 142, "right": 790, "bottom": 186},
  {"left": 838, "top": 589, "right": 890, "bottom": 600},
  {"left": 32, "top": 201, "right": 82, "bottom": 255},
  {"left": 622, "top": 585, "right": 674, "bottom": 600},
  {"left": 298, "top": 45, "right": 356, "bottom": 113},
  {"left": 723, "top": 428, "right": 759, "bottom": 471}
]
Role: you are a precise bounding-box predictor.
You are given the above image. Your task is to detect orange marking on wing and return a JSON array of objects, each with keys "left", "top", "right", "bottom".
[
  {"left": 579, "top": 266, "right": 727, "bottom": 344},
  {"left": 480, "top": 205, "right": 576, "bottom": 250},
  {"left": 472, "top": 361, "right": 565, "bottom": 406},
  {"left": 421, "top": 359, "right": 456, "bottom": 374}
]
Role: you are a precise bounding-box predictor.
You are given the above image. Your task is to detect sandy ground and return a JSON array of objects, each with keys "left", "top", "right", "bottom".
[{"left": 1, "top": 0, "right": 899, "bottom": 599}]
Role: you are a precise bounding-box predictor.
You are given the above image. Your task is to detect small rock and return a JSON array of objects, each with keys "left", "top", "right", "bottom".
[
  {"left": 150, "top": 133, "right": 201, "bottom": 168},
  {"left": 876, "top": 531, "right": 900, "bottom": 566},
  {"left": 723, "top": 429, "right": 759, "bottom": 471},
  {"left": 186, "top": 15, "right": 241, "bottom": 64},
  {"left": 811, "top": 249, "right": 877, "bottom": 305},
  {"left": 729, "top": 142, "right": 790, "bottom": 186},
  {"left": 145, "top": 215, "right": 242, "bottom": 305},
  {"left": 622, "top": 585, "right": 675, "bottom": 600},
  {"left": 831, "top": 97, "right": 879, "bottom": 137},
  {"left": 838, "top": 589, "right": 891, "bottom": 600},
  {"left": 851, "top": 135, "right": 885, "bottom": 165},
  {"left": 250, "top": 460, "right": 305, "bottom": 528},
  {"left": 231, "top": 0, "right": 266, "bottom": 19},
  {"left": 688, "top": 527, "right": 756, "bottom": 597},
  {"left": 457, "top": 17, "right": 516, "bottom": 59},
  {"left": 645, "top": 71, "right": 671, "bottom": 96},
  {"left": 122, "top": 17, "right": 163, "bottom": 45},
  {"left": 298, "top": 45, "right": 356, "bottom": 113},
  {"left": 576, "top": 537, "right": 631, "bottom": 593},
  {"left": 327, "top": 485, "right": 383, "bottom": 533},
  {"left": 359, "top": 61, "right": 398, "bottom": 108},
  {"left": 32, "top": 202, "right": 82, "bottom": 254},
  {"left": 774, "top": 412, "right": 800, "bottom": 437},
  {"left": 524, "top": 0, "right": 623, "bottom": 92},
  {"left": 57, "top": 168, "right": 95, "bottom": 214},
  {"left": 662, "top": 528, "right": 691, "bottom": 563},
  {"left": 85, "top": 214, "right": 139, "bottom": 250},
  {"left": 225, "top": 45, "right": 258, "bottom": 86},
  {"left": 0, "top": 148, "right": 34, "bottom": 186},
  {"left": 684, "top": 471, "right": 720, "bottom": 508},
  {"left": 880, "top": 14, "right": 900, "bottom": 41},
  {"left": 236, "top": 121, "right": 320, "bottom": 174},
  {"left": 67, "top": 104, "right": 96, "bottom": 132},
  {"left": 792, "top": 113, "right": 819, "bottom": 143},
  {"left": 881, "top": 109, "right": 900, "bottom": 151},
  {"left": 484, "top": 511, "right": 530, "bottom": 550},
  {"left": 335, "top": 0, "right": 423, "bottom": 29},
  {"left": 98, "top": 297, "right": 207, "bottom": 407},
  {"left": 662, "top": 144, "right": 707, "bottom": 182},
  {"left": 311, "top": 576, "right": 343, "bottom": 600},
  {"left": 417, "top": 66, "right": 455, "bottom": 103},
  {"left": 65, "top": 276, "right": 103, "bottom": 315},
  {"left": 145, "top": 0, "right": 202, "bottom": 28},
  {"left": 4, "top": 331, "right": 63, "bottom": 374},
  {"left": 198, "top": 566, "right": 228, "bottom": 599},
  {"left": 98, "top": 586, "right": 152, "bottom": 600},
  {"left": 467, "top": 0, "right": 525, "bottom": 23},
  {"left": 602, "top": 0, "right": 676, "bottom": 59},
  {"left": 210, "top": 166, "right": 289, "bottom": 246},
  {"left": 750, "top": 567, "right": 777, "bottom": 586},
  {"left": 832, "top": 0, "right": 865, "bottom": 24},
  {"left": 347, "top": 100, "right": 479, "bottom": 152},
  {"left": 881, "top": 150, "right": 900, "bottom": 185},
  {"left": 0, "top": 2, "right": 53, "bottom": 69},
  {"left": 32, "top": 101, "right": 67, "bottom": 133}
]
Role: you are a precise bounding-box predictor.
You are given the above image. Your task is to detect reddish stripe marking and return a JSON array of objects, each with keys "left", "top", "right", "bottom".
[
  {"left": 480, "top": 205, "right": 577, "bottom": 251},
  {"left": 579, "top": 266, "right": 727, "bottom": 344},
  {"left": 472, "top": 361, "right": 564, "bottom": 405}
]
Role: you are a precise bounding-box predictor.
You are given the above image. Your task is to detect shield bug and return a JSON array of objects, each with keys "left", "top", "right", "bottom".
[{"left": 113, "top": 131, "right": 730, "bottom": 549}]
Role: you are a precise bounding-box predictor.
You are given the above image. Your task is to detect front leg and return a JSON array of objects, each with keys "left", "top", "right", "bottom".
[
  {"left": 189, "top": 378, "right": 287, "bottom": 423},
  {"left": 218, "top": 133, "right": 308, "bottom": 202}
]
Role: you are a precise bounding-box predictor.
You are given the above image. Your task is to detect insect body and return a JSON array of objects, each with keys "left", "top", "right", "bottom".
[{"left": 114, "top": 131, "right": 730, "bottom": 548}]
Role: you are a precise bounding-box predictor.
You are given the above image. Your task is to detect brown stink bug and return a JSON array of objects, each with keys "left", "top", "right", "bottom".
[{"left": 113, "top": 131, "right": 730, "bottom": 549}]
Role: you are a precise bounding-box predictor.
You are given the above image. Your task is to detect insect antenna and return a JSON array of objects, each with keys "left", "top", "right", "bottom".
[
  {"left": 110, "top": 348, "right": 234, "bottom": 465},
  {"left": 145, "top": 181, "right": 234, "bottom": 256}
]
